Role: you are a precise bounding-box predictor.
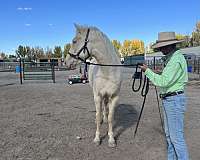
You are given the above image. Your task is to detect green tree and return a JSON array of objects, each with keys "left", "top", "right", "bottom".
[
  {"left": 35, "top": 47, "right": 45, "bottom": 59},
  {"left": 9, "top": 54, "right": 16, "bottom": 59},
  {"left": 0, "top": 52, "right": 6, "bottom": 59},
  {"left": 191, "top": 21, "right": 200, "bottom": 46},
  {"left": 63, "top": 43, "right": 71, "bottom": 58},
  {"left": 176, "top": 34, "right": 190, "bottom": 48},
  {"left": 16, "top": 45, "right": 26, "bottom": 58},
  {"left": 53, "top": 46, "right": 62, "bottom": 58}
]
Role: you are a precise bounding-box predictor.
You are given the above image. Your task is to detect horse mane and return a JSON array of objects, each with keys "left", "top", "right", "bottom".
[{"left": 78, "top": 25, "right": 120, "bottom": 60}]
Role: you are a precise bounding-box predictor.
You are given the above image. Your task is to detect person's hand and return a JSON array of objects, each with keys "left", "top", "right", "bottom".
[
  {"left": 139, "top": 64, "right": 148, "bottom": 72},
  {"left": 154, "top": 69, "right": 162, "bottom": 74}
]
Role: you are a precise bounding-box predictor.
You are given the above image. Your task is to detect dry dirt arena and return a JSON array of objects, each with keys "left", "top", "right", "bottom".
[{"left": 0, "top": 69, "right": 200, "bottom": 160}]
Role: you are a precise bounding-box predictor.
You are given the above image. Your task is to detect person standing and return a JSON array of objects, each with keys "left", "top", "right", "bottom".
[{"left": 140, "top": 32, "right": 189, "bottom": 160}]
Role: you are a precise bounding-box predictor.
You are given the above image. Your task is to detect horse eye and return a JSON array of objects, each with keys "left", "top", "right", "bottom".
[{"left": 73, "top": 39, "right": 77, "bottom": 44}]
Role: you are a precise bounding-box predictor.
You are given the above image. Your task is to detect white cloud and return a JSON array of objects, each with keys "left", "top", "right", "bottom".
[
  {"left": 17, "top": 7, "right": 32, "bottom": 11},
  {"left": 17, "top": 7, "right": 23, "bottom": 10},
  {"left": 24, "top": 7, "right": 32, "bottom": 11},
  {"left": 25, "top": 24, "right": 31, "bottom": 27},
  {"left": 48, "top": 24, "right": 53, "bottom": 26}
]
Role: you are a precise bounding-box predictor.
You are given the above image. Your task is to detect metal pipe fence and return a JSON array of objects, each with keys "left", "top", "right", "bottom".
[
  {"left": 0, "top": 62, "right": 19, "bottom": 72},
  {"left": 145, "top": 57, "right": 200, "bottom": 80}
]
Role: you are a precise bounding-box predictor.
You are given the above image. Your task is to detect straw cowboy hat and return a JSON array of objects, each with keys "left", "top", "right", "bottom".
[{"left": 151, "top": 32, "right": 184, "bottom": 49}]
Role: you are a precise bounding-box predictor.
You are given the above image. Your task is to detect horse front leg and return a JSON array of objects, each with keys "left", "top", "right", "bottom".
[
  {"left": 108, "top": 95, "right": 118, "bottom": 147},
  {"left": 93, "top": 95, "right": 102, "bottom": 146},
  {"left": 103, "top": 98, "right": 108, "bottom": 123}
]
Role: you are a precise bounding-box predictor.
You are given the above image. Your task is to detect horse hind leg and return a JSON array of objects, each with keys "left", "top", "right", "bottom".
[
  {"left": 93, "top": 95, "right": 102, "bottom": 146},
  {"left": 108, "top": 95, "right": 119, "bottom": 148}
]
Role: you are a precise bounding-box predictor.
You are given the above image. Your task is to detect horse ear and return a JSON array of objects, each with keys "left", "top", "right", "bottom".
[{"left": 74, "top": 23, "right": 81, "bottom": 31}]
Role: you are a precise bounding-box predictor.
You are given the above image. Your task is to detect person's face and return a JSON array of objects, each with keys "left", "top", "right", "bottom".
[{"left": 159, "top": 45, "right": 175, "bottom": 55}]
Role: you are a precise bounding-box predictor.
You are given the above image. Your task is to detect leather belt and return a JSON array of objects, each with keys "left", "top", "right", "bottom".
[{"left": 159, "top": 91, "right": 184, "bottom": 99}]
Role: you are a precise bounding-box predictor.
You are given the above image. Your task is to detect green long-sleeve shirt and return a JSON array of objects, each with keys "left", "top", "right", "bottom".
[{"left": 145, "top": 50, "right": 188, "bottom": 94}]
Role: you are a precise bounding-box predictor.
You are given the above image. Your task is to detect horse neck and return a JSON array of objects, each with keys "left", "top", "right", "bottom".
[
  {"left": 90, "top": 30, "right": 121, "bottom": 65},
  {"left": 90, "top": 47, "right": 121, "bottom": 77}
]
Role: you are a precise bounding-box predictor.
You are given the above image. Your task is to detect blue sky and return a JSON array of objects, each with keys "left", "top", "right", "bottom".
[{"left": 0, "top": 0, "right": 200, "bottom": 54}]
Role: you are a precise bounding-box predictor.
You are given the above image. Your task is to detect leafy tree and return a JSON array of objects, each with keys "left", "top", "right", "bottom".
[
  {"left": 9, "top": 54, "right": 16, "bottom": 59},
  {"left": 120, "top": 40, "right": 131, "bottom": 57},
  {"left": 130, "top": 40, "right": 145, "bottom": 55},
  {"left": 120, "top": 39, "right": 145, "bottom": 57},
  {"left": 112, "top": 40, "right": 121, "bottom": 51},
  {"left": 45, "top": 47, "right": 53, "bottom": 59},
  {"left": 25, "top": 46, "right": 32, "bottom": 61},
  {"left": 0, "top": 52, "right": 5, "bottom": 59},
  {"left": 35, "top": 47, "right": 45, "bottom": 59},
  {"left": 63, "top": 43, "right": 71, "bottom": 58},
  {"left": 53, "top": 46, "right": 62, "bottom": 58},
  {"left": 176, "top": 34, "right": 190, "bottom": 48},
  {"left": 16, "top": 45, "right": 26, "bottom": 58},
  {"left": 191, "top": 21, "right": 200, "bottom": 46},
  {"left": 112, "top": 40, "right": 121, "bottom": 57}
]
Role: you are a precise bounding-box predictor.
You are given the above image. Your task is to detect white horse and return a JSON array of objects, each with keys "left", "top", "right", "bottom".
[{"left": 65, "top": 24, "right": 122, "bottom": 147}]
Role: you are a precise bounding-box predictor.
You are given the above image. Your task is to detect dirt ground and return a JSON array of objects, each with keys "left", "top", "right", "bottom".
[{"left": 0, "top": 69, "right": 200, "bottom": 160}]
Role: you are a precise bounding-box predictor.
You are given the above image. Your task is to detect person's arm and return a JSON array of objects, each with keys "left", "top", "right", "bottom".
[{"left": 144, "top": 62, "right": 181, "bottom": 87}]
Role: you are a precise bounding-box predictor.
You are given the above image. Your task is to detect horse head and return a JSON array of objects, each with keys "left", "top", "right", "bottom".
[{"left": 65, "top": 24, "right": 91, "bottom": 69}]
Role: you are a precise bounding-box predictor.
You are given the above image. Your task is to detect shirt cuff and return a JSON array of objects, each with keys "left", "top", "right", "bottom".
[{"left": 144, "top": 68, "right": 152, "bottom": 76}]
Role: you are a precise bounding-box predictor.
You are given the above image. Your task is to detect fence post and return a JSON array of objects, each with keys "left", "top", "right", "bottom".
[
  {"left": 198, "top": 58, "right": 200, "bottom": 74},
  {"left": 198, "top": 58, "right": 200, "bottom": 80},
  {"left": 19, "top": 58, "right": 23, "bottom": 84},
  {"left": 52, "top": 62, "right": 55, "bottom": 83},
  {"left": 153, "top": 57, "right": 156, "bottom": 70},
  {"left": 22, "top": 59, "right": 25, "bottom": 80}
]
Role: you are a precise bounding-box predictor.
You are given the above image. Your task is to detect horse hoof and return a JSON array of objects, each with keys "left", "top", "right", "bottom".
[
  {"left": 93, "top": 138, "right": 101, "bottom": 146},
  {"left": 108, "top": 140, "right": 116, "bottom": 148}
]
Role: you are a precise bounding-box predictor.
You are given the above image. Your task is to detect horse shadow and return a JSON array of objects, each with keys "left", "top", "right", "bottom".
[{"left": 113, "top": 103, "right": 138, "bottom": 140}]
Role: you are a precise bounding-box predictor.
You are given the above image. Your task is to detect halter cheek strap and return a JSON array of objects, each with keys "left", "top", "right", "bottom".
[{"left": 68, "top": 28, "right": 91, "bottom": 63}]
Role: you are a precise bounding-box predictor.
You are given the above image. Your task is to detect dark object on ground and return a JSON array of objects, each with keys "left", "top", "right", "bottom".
[{"left": 68, "top": 74, "right": 88, "bottom": 85}]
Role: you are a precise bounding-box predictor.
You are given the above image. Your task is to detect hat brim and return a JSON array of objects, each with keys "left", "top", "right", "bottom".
[{"left": 151, "top": 40, "right": 184, "bottom": 49}]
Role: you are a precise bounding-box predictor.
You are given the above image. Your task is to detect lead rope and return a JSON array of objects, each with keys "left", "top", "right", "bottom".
[
  {"left": 132, "top": 64, "right": 164, "bottom": 138},
  {"left": 132, "top": 64, "right": 149, "bottom": 138}
]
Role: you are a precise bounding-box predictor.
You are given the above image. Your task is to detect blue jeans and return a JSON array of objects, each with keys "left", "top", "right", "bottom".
[{"left": 162, "top": 94, "right": 189, "bottom": 160}]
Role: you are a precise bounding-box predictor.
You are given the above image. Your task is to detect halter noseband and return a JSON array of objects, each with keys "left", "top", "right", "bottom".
[{"left": 68, "top": 28, "right": 91, "bottom": 63}]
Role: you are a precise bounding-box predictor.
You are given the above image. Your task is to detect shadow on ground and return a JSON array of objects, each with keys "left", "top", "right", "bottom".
[{"left": 113, "top": 103, "right": 138, "bottom": 140}]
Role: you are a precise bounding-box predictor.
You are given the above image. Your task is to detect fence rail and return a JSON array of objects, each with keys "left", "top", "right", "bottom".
[
  {"left": 0, "top": 62, "right": 19, "bottom": 72},
  {"left": 20, "top": 61, "right": 55, "bottom": 84}
]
